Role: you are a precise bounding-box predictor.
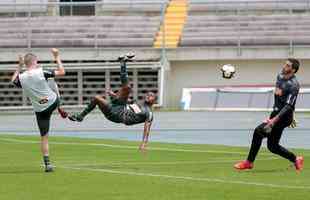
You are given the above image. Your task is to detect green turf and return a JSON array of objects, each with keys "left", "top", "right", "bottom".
[{"left": 0, "top": 135, "right": 308, "bottom": 200}]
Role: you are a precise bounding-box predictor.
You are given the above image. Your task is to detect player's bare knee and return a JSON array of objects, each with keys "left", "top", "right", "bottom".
[{"left": 94, "top": 95, "right": 103, "bottom": 102}]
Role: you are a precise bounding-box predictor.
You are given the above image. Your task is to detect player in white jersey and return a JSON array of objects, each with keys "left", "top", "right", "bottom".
[{"left": 11, "top": 48, "right": 66, "bottom": 172}]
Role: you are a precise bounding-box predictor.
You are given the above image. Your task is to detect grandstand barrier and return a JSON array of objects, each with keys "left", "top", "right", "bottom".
[{"left": 181, "top": 87, "right": 310, "bottom": 111}]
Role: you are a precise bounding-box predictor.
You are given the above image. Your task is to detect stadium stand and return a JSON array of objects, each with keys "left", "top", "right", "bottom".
[
  {"left": 0, "top": 0, "right": 167, "bottom": 48},
  {"left": 180, "top": 0, "right": 310, "bottom": 47},
  {"left": 0, "top": 1, "right": 164, "bottom": 107},
  {"left": 181, "top": 14, "right": 310, "bottom": 46},
  {"left": 153, "top": 0, "right": 188, "bottom": 48},
  {"left": 0, "top": 15, "right": 161, "bottom": 48}
]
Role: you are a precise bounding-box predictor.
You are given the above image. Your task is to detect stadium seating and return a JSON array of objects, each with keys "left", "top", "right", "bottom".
[
  {"left": 180, "top": 14, "right": 310, "bottom": 46},
  {"left": 0, "top": 0, "right": 310, "bottom": 48},
  {"left": 0, "top": 15, "right": 161, "bottom": 48},
  {"left": 179, "top": 0, "right": 310, "bottom": 47}
]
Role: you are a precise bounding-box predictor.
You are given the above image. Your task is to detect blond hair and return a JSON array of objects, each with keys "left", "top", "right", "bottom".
[{"left": 24, "top": 53, "right": 37, "bottom": 67}]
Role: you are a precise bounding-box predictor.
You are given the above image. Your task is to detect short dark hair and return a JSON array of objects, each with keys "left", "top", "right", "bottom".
[{"left": 288, "top": 58, "right": 300, "bottom": 73}]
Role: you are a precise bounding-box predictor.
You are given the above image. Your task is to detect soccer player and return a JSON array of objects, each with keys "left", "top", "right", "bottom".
[
  {"left": 11, "top": 48, "right": 66, "bottom": 172},
  {"left": 68, "top": 54, "right": 155, "bottom": 151},
  {"left": 234, "top": 58, "right": 304, "bottom": 172}
]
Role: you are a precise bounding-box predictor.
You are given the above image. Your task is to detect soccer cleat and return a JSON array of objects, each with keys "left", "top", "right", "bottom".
[
  {"left": 68, "top": 113, "right": 83, "bottom": 122},
  {"left": 294, "top": 156, "right": 304, "bottom": 172},
  {"left": 118, "top": 52, "right": 135, "bottom": 62},
  {"left": 125, "top": 52, "right": 135, "bottom": 60},
  {"left": 58, "top": 107, "right": 68, "bottom": 119},
  {"left": 118, "top": 55, "right": 126, "bottom": 62},
  {"left": 234, "top": 160, "right": 254, "bottom": 170},
  {"left": 45, "top": 164, "right": 54, "bottom": 173}
]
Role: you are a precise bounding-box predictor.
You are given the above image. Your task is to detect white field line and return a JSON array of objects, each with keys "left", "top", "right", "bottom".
[
  {"left": 63, "top": 157, "right": 278, "bottom": 167},
  {"left": 60, "top": 165, "right": 310, "bottom": 190},
  {"left": 0, "top": 137, "right": 253, "bottom": 155},
  {"left": 0, "top": 137, "right": 306, "bottom": 189},
  {"left": 1, "top": 137, "right": 307, "bottom": 157}
]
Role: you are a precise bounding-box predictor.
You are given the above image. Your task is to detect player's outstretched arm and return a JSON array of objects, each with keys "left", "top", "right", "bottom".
[
  {"left": 51, "top": 48, "right": 65, "bottom": 76},
  {"left": 11, "top": 55, "right": 23, "bottom": 84},
  {"left": 139, "top": 121, "right": 152, "bottom": 151}
]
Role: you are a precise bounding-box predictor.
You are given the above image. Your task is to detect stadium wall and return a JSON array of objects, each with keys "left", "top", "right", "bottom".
[
  {"left": 1, "top": 47, "right": 310, "bottom": 109},
  {"left": 165, "top": 59, "right": 310, "bottom": 109}
]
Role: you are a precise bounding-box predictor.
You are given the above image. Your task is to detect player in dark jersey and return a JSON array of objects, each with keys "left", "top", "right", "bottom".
[
  {"left": 68, "top": 53, "right": 156, "bottom": 151},
  {"left": 234, "top": 58, "right": 304, "bottom": 172}
]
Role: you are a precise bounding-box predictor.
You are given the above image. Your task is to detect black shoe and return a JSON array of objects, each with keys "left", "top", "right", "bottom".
[
  {"left": 118, "top": 52, "right": 135, "bottom": 62},
  {"left": 118, "top": 55, "right": 126, "bottom": 62},
  {"left": 125, "top": 52, "right": 135, "bottom": 60},
  {"left": 45, "top": 164, "right": 54, "bottom": 173},
  {"left": 68, "top": 113, "right": 83, "bottom": 122}
]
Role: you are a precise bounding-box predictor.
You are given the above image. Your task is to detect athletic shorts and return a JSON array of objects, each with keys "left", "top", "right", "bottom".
[
  {"left": 35, "top": 98, "right": 59, "bottom": 136},
  {"left": 102, "top": 98, "right": 126, "bottom": 123}
]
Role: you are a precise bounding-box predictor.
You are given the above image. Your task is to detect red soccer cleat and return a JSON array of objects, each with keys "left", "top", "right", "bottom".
[
  {"left": 294, "top": 156, "right": 304, "bottom": 172},
  {"left": 58, "top": 107, "right": 68, "bottom": 119},
  {"left": 234, "top": 160, "right": 254, "bottom": 170}
]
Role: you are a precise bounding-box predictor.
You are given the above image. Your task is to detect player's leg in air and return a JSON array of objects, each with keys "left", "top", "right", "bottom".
[
  {"left": 68, "top": 53, "right": 134, "bottom": 122},
  {"left": 11, "top": 48, "right": 66, "bottom": 172},
  {"left": 47, "top": 78, "right": 68, "bottom": 118}
]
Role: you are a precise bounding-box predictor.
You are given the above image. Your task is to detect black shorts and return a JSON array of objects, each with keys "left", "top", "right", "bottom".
[
  {"left": 102, "top": 98, "right": 126, "bottom": 123},
  {"left": 35, "top": 98, "right": 59, "bottom": 136}
]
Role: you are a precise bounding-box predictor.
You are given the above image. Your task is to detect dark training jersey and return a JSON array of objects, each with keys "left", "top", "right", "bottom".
[
  {"left": 122, "top": 103, "right": 153, "bottom": 125},
  {"left": 273, "top": 73, "right": 300, "bottom": 114}
]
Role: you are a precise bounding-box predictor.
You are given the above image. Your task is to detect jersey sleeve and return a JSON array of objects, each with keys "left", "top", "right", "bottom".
[
  {"left": 12, "top": 75, "right": 22, "bottom": 88},
  {"left": 43, "top": 69, "right": 55, "bottom": 79}
]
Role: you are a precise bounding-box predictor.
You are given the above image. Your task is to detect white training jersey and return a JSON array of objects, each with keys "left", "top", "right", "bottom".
[{"left": 18, "top": 68, "right": 57, "bottom": 112}]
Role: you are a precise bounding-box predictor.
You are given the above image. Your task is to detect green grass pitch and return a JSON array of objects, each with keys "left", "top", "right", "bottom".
[{"left": 0, "top": 135, "right": 308, "bottom": 200}]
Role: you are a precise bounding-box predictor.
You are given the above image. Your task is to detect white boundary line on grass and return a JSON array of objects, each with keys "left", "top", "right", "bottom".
[
  {"left": 0, "top": 137, "right": 250, "bottom": 155},
  {"left": 63, "top": 157, "right": 278, "bottom": 167},
  {"left": 60, "top": 165, "right": 310, "bottom": 190},
  {"left": 1, "top": 137, "right": 308, "bottom": 190}
]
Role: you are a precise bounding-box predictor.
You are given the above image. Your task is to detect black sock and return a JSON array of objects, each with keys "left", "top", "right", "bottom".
[
  {"left": 120, "top": 61, "right": 128, "bottom": 85},
  {"left": 43, "top": 155, "right": 51, "bottom": 166},
  {"left": 79, "top": 99, "right": 97, "bottom": 118}
]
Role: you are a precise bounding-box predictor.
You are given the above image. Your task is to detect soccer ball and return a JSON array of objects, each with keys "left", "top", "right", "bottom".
[{"left": 221, "top": 64, "right": 236, "bottom": 79}]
